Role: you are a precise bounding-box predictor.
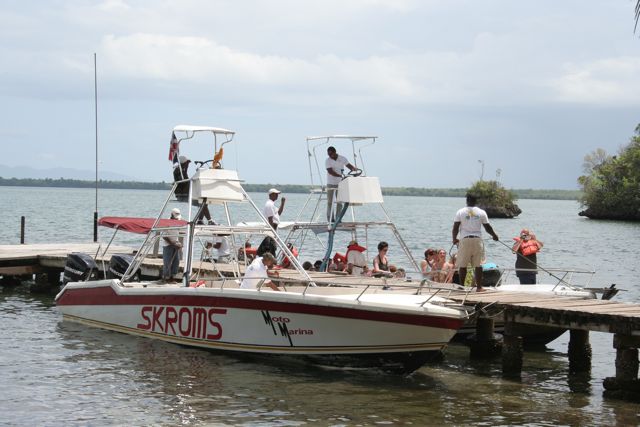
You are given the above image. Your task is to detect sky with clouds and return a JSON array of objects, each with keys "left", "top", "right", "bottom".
[{"left": 1, "top": 0, "right": 639, "bottom": 189}]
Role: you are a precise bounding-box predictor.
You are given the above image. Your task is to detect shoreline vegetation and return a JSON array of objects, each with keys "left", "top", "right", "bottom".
[
  {"left": 577, "top": 124, "right": 640, "bottom": 221},
  {"left": 468, "top": 180, "right": 522, "bottom": 218},
  {"left": 0, "top": 177, "right": 581, "bottom": 200}
]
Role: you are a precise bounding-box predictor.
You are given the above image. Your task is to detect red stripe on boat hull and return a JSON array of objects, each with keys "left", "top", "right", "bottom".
[{"left": 57, "top": 285, "right": 463, "bottom": 330}]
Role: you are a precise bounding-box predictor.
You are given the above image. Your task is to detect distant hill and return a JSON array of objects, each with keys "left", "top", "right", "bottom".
[
  {"left": 0, "top": 177, "right": 582, "bottom": 200},
  {"left": 0, "top": 164, "right": 139, "bottom": 181}
]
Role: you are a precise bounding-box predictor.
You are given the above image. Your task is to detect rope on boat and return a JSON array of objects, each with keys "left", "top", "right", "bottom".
[{"left": 319, "top": 202, "right": 350, "bottom": 272}]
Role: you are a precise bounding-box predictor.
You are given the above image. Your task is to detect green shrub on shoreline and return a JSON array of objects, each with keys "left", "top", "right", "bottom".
[{"left": 578, "top": 124, "right": 640, "bottom": 220}]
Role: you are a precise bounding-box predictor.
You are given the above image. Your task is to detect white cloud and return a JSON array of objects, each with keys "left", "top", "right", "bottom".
[
  {"left": 96, "top": 29, "right": 640, "bottom": 108},
  {"left": 97, "top": 0, "right": 131, "bottom": 12},
  {"left": 550, "top": 57, "right": 640, "bottom": 105},
  {"left": 100, "top": 33, "right": 419, "bottom": 103}
]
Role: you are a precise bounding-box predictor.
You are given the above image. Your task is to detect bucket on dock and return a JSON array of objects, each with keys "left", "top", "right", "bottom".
[
  {"left": 63, "top": 253, "right": 98, "bottom": 284},
  {"left": 482, "top": 262, "right": 502, "bottom": 287}
]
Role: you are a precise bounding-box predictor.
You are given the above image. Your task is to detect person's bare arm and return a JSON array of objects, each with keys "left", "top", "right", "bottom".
[
  {"left": 512, "top": 239, "right": 521, "bottom": 252},
  {"left": 452, "top": 222, "right": 461, "bottom": 245},
  {"left": 483, "top": 223, "right": 499, "bottom": 241},
  {"left": 327, "top": 167, "right": 342, "bottom": 178}
]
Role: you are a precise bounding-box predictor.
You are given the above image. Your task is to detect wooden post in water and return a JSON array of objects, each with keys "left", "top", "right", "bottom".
[
  {"left": 20, "top": 216, "right": 25, "bottom": 244},
  {"left": 502, "top": 315, "right": 523, "bottom": 378},
  {"left": 568, "top": 329, "right": 591, "bottom": 373},
  {"left": 603, "top": 334, "right": 640, "bottom": 401},
  {"left": 469, "top": 316, "right": 502, "bottom": 359}
]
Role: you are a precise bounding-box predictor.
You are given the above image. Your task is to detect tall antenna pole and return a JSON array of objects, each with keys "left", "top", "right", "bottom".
[{"left": 93, "top": 53, "right": 99, "bottom": 242}]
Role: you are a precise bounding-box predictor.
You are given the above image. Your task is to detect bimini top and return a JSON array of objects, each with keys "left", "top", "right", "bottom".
[
  {"left": 98, "top": 217, "right": 188, "bottom": 234},
  {"left": 306, "top": 135, "right": 377, "bottom": 141},
  {"left": 173, "top": 125, "right": 235, "bottom": 135}
]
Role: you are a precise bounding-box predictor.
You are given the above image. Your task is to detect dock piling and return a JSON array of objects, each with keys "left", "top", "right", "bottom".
[
  {"left": 568, "top": 329, "right": 591, "bottom": 373},
  {"left": 603, "top": 334, "right": 640, "bottom": 401},
  {"left": 502, "top": 319, "right": 523, "bottom": 378},
  {"left": 20, "top": 216, "right": 25, "bottom": 244},
  {"left": 469, "top": 316, "right": 502, "bottom": 359}
]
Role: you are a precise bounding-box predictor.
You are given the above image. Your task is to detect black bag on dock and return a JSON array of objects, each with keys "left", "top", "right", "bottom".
[
  {"left": 107, "top": 254, "right": 140, "bottom": 282},
  {"left": 63, "top": 253, "right": 98, "bottom": 284}
]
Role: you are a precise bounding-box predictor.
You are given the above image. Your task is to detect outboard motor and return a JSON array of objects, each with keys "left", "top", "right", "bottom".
[
  {"left": 107, "top": 253, "right": 140, "bottom": 282},
  {"left": 63, "top": 253, "right": 98, "bottom": 284},
  {"left": 482, "top": 262, "right": 502, "bottom": 287}
]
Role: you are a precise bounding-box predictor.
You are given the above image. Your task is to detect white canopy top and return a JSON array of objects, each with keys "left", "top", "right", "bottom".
[
  {"left": 173, "top": 125, "right": 235, "bottom": 135},
  {"left": 306, "top": 135, "right": 377, "bottom": 142}
]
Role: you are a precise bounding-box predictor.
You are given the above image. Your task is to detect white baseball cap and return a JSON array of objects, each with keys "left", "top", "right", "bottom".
[
  {"left": 170, "top": 208, "right": 182, "bottom": 220},
  {"left": 178, "top": 155, "right": 190, "bottom": 164},
  {"left": 268, "top": 188, "right": 281, "bottom": 194}
]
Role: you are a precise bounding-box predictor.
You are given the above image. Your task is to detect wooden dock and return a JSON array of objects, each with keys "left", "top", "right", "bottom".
[
  {"left": 0, "top": 242, "right": 241, "bottom": 284},
  {"left": 0, "top": 243, "right": 134, "bottom": 276},
  {"left": 1, "top": 243, "right": 639, "bottom": 401}
]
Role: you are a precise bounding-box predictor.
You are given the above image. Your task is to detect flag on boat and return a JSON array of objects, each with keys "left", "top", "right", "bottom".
[{"left": 168, "top": 132, "right": 180, "bottom": 163}]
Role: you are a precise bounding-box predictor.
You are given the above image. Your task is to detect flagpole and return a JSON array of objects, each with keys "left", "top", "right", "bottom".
[{"left": 93, "top": 52, "right": 99, "bottom": 242}]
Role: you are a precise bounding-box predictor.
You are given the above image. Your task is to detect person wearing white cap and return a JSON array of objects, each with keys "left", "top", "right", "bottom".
[
  {"left": 263, "top": 188, "right": 286, "bottom": 230},
  {"left": 162, "top": 208, "right": 184, "bottom": 283}
]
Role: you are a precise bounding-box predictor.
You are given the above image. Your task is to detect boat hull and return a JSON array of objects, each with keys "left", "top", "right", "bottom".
[{"left": 56, "top": 280, "right": 464, "bottom": 373}]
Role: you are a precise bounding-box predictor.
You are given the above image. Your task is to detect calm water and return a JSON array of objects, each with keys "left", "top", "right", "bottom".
[{"left": 1, "top": 186, "right": 640, "bottom": 426}]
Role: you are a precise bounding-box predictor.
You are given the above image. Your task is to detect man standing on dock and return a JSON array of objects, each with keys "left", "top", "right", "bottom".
[{"left": 452, "top": 193, "right": 499, "bottom": 291}]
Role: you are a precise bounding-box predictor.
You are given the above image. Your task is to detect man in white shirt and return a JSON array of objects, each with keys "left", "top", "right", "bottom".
[
  {"left": 240, "top": 252, "right": 279, "bottom": 291},
  {"left": 452, "top": 193, "right": 499, "bottom": 291},
  {"left": 325, "top": 146, "right": 357, "bottom": 221},
  {"left": 263, "top": 188, "right": 286, "bottom": 230},
  {"left": 212, "top": 235, "right": 231, "bottom": 263}
]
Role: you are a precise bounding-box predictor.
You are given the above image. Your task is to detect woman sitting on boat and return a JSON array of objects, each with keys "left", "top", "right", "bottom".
[
  {"left": 372, "top": 241, "right": 393, "bottom": 278},
  {"left": 431, "top": 249, "right": 454, "bottom": 283},
  {"left": 420, "top": 248, "right": 436, "bottom": 278}
]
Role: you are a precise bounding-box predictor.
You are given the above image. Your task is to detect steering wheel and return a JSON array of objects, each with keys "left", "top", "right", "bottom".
[
  {"left": 193, "top": 159, "right": 213, "bottom": 169},
  {"left": 346, "top": 168, "right": 363, "bottom": 177}
]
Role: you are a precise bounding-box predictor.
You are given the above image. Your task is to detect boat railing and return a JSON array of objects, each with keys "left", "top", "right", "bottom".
[
  {"left": 196, "top": 275, "right": 470, "bottom": 311},
  {"left": 496, "top": 266, "right": 596, "bottom": 291}
]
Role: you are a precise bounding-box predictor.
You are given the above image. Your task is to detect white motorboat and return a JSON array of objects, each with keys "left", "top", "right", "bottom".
[
  {"left": 278, "top": 135, "right": 616, "bottom": 347},
  {"left": 55, "top": 126, "right": 468, "bottom": 374}
]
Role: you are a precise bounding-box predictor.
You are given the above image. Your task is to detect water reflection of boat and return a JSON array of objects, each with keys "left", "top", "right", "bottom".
[{"left": 55, "top": 125, "right": 468, "bottom": 374}]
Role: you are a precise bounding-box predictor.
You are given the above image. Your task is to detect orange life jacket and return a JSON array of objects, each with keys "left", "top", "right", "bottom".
[
  {"left": 243, "top": 247, "right": 257, "bottom": 256},
  {"left": 333, "top": 252, "right": 347, "bottom": 264},
  {"left": 282, "top": 247, "right": 299, "bottom": 268},
  {"left": 518, "top": 239, "right": 539, "bottom": 256}
]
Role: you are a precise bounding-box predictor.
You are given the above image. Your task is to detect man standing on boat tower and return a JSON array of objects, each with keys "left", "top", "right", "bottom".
[{"left": 325, "top": 146, "right": 357, "bottom": 222}]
